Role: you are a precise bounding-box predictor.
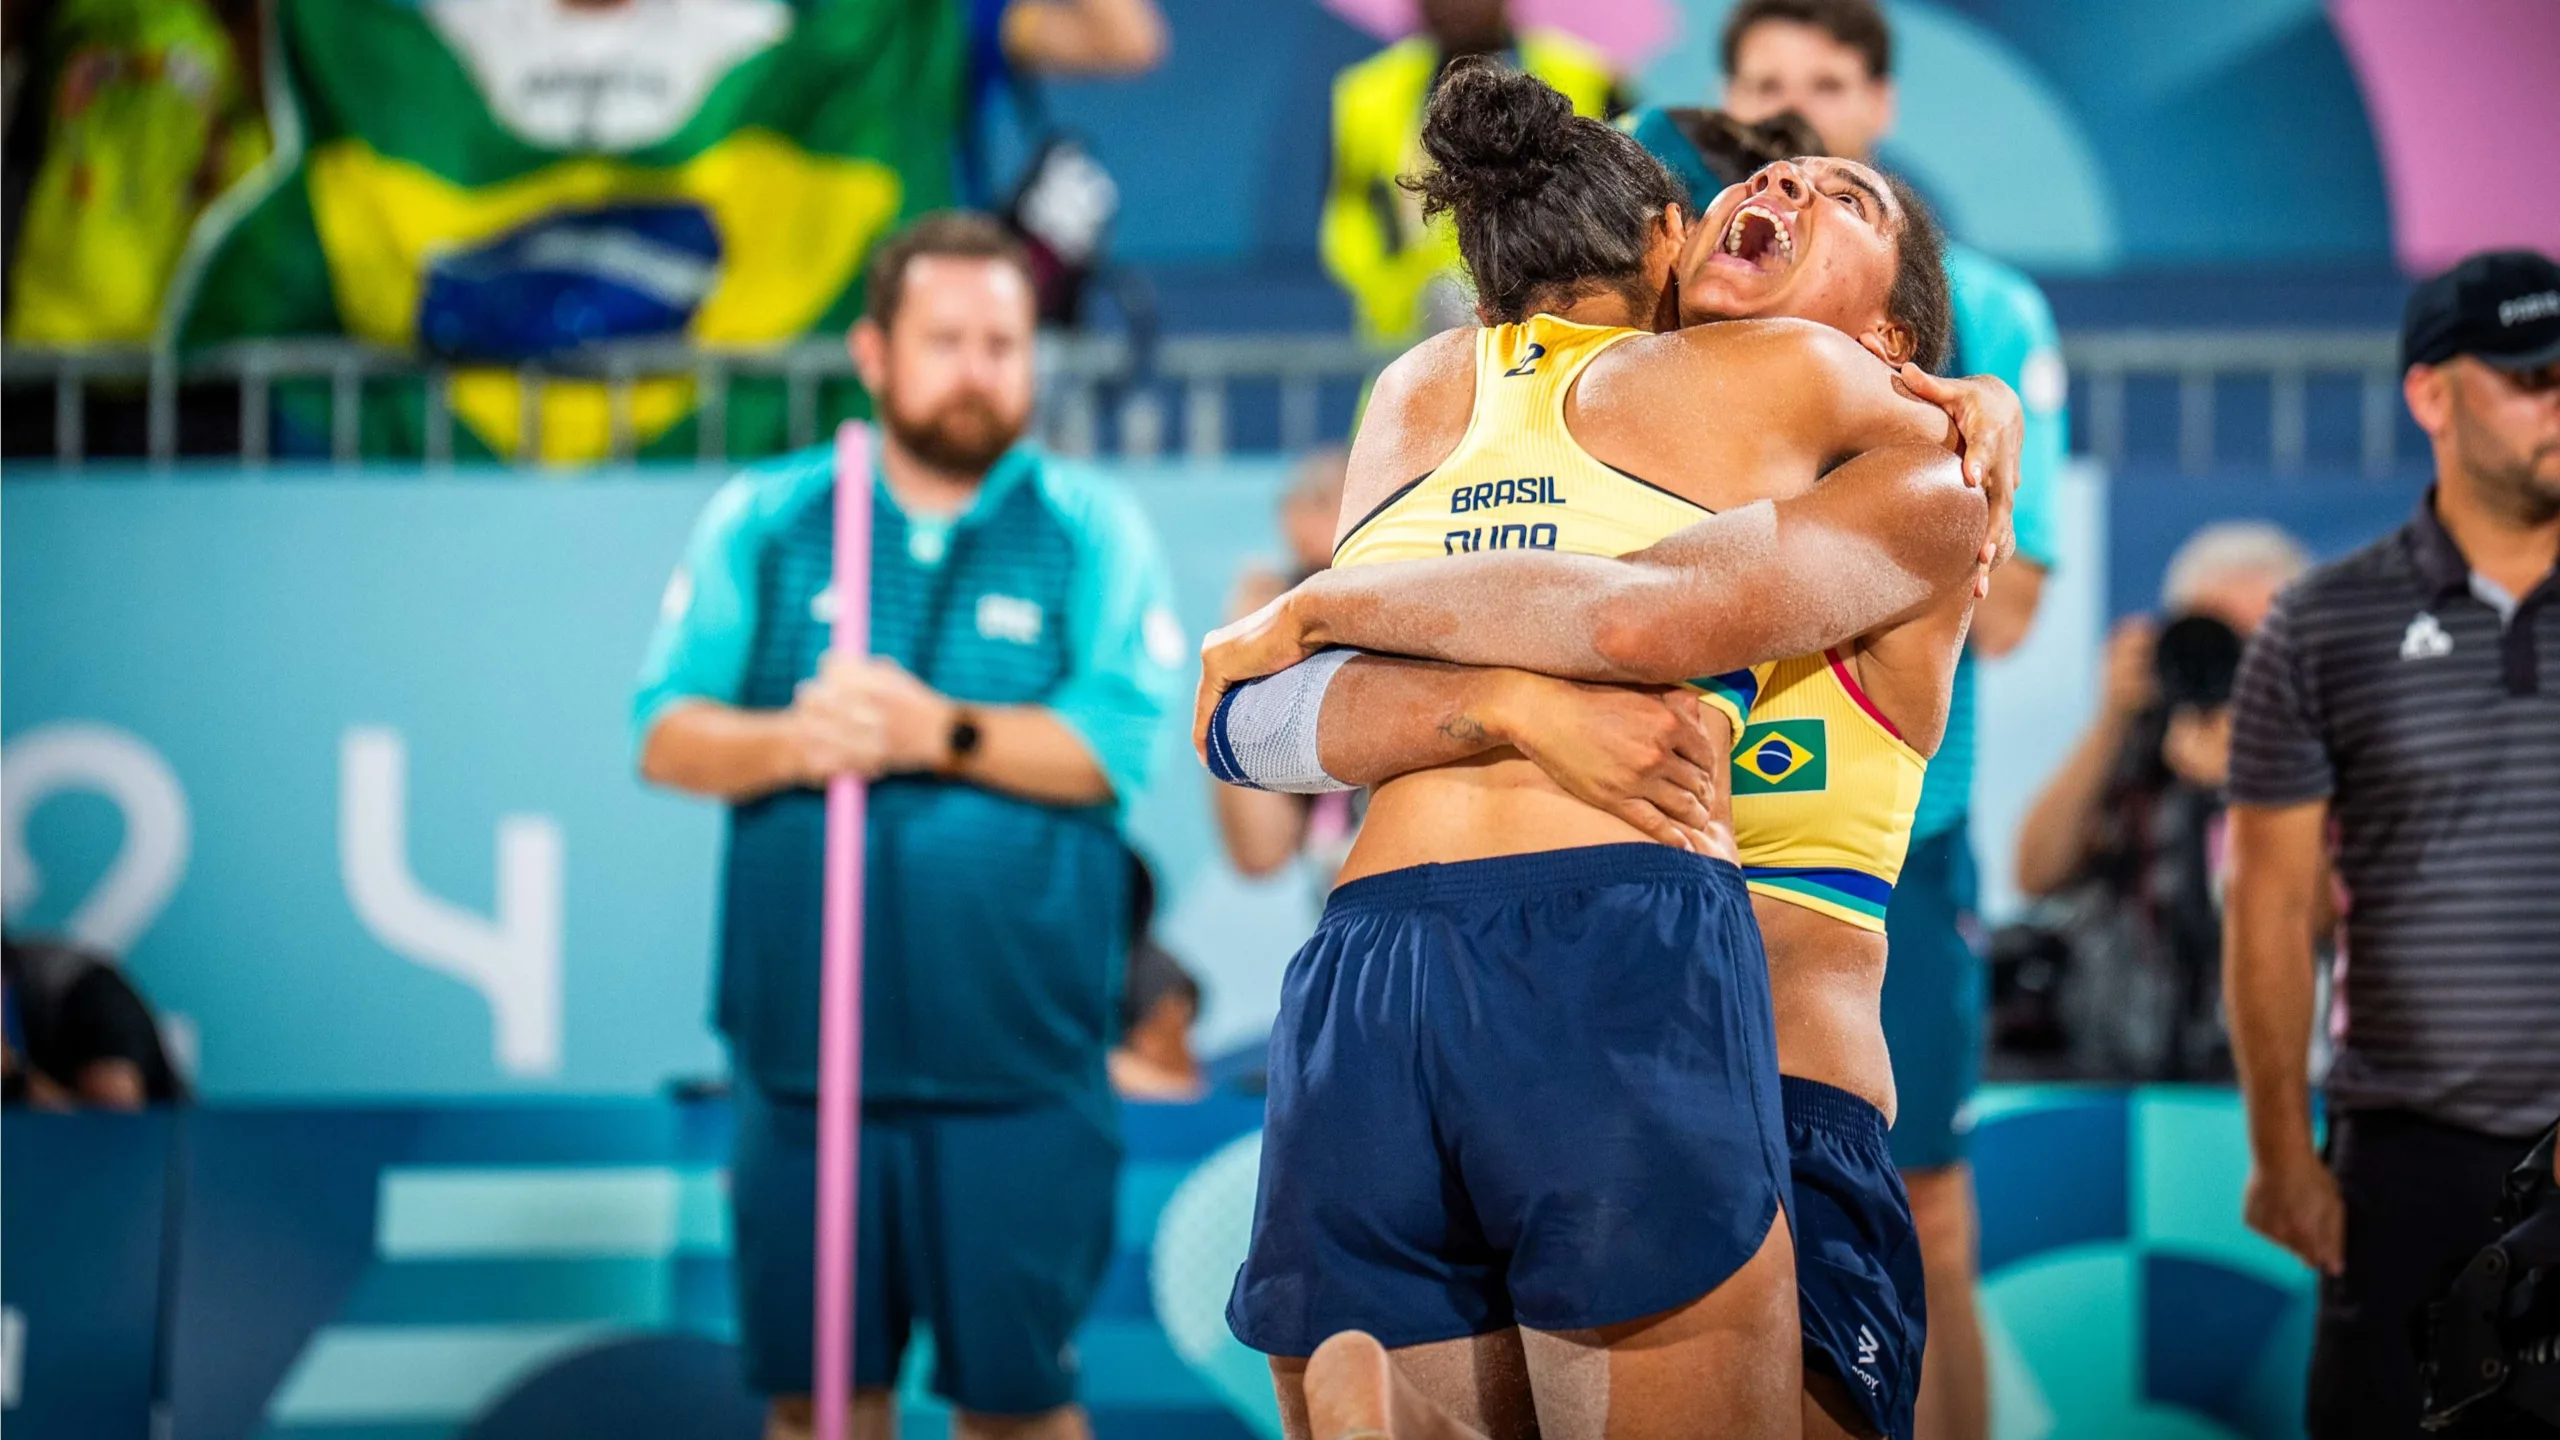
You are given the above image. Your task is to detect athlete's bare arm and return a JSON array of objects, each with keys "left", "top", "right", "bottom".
[
  {"left": 1196, "top": 324, "right": 1996, "bottom": 744},
  {"left": 1290, "top": 444, "right": 1978, "bottom": 682},
  {"left": 1299, "top": 656, "right": 1731, "bottom": 849}
]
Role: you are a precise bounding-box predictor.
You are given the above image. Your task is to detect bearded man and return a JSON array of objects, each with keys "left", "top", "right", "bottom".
[{"left": 633, "top": 210, "right": 1186, "bottom": 1440}]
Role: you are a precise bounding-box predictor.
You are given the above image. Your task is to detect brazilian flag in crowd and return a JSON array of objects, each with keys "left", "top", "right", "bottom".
[{"left": 170, "top": 0, "right": 962, "bottom": 463}]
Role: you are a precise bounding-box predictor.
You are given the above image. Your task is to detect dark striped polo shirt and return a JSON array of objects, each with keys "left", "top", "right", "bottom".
[{"left": 2228, "top": 487, "right": 2560, "bottom": 1137}]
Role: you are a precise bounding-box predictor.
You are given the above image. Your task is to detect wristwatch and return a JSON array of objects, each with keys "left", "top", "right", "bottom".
[{"left": 943, "top": 707, "right": 983, "bottom": 772}]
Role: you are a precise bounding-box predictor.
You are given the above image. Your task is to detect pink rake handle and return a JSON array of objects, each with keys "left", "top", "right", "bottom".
[{"left": 816, "top": 420, "right": 874, "bottom": 1440}]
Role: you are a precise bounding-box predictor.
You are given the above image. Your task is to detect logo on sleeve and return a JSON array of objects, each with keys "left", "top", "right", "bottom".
[
  {"left": 976, "top": 593, "right": 1045, "bottom": 645},
  {"left": 1143, "top": 606, "right": 1187, "bottom": 669},
  {"left": 1731, "top": 718, "right": 1827, "bottom": 794},
  {"left": 2400, "top": 612, "right": 2453, "bottom": 661},
  {"left": 2021, "top": 347, "right": 2068, "bottom": 414}
]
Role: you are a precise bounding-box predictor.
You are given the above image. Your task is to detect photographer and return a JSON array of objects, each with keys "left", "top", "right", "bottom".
[{"left": 2011, "top": 523, "right": 2310, "bottom": 1079}]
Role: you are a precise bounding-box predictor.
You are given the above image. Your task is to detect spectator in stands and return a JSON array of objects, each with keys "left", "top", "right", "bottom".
[
  {"left": 1212, "top": 448, "right": 1366, "bottom": 881},
  {"left": 633, "top": 212, "right": 1184, "bottom": 1440},
  {"left": 2226, "top": 249, "right": 2560, "bottom": 1440},
  {"left": 1113, "top": 942, "right": 1202, "bottom": 1100},
  {"left": 1, "top": 934, "right": 185, "bottom": 1109},
  {"left": 1321, "top": 0, "right": 1618, "bottom": 343},
  {"left": 1226, "top": 447, "right": 1345, "bottom": 626},
  {"left": 964, "top": 0, "right": 1167, "bottom": 324},
  {"left": 1109, "top": 848, "right": 1206, "bottom": 1101},
  {"left": 2, "top": 0, "right": 266, "bottom": 346},
  {"left": 2011, "top": 523, "right": 2311, "bottom": 1078},
  {"left": 161, "top": 0, "right": 1163, "bottom": 467},
  {"left": 3, "top": 0, "right": 45, "bottom": 284},
  {"left": 1706, "top": 4, "right": 2069, "bottom": 1435},
  {"left": 974, "top": 0, "right": 1166, "bottom": 80}
]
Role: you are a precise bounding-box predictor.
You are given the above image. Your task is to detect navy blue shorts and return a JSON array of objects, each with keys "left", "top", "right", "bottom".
[
  {"left": 1787, "top": 1076, "right": 1926, "bottom": 1440},
  {"left": 1228, "top": 844, "right": 1788, "bottom": 1354},
  {"left": 1879, "top": 821, "right": 1985, "bottom": 1171},
  {"left": 729, "top": 1082, "right": 1119, "bottom": 1414}
]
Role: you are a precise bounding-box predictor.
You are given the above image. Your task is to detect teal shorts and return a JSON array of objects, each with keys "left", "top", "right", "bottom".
[
  {"left": 1878, "top": 821, "right": 1986, "bottom": 1172},
  {"left": 728, "top": 1081, "right": 1120, "bottom": 1414}
]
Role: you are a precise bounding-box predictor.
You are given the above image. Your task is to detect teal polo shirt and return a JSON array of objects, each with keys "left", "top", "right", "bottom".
[
  {"left": 1914, "top": 243, "right": 2067, "bottom": 840},
  {"left": 633, "top": 442, "right": 1186, "bottom": 1105}
]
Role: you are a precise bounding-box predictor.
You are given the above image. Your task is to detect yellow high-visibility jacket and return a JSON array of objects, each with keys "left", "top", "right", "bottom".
[
  {"left": 7, "top": 0, "right": 269, "bottom": 346},
  {"left": 1320, "top": 31, "right": 1615, "bottom": 343}
]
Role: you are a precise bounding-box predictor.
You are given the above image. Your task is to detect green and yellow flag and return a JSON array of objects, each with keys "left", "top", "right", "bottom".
[{"left": 171, "top": 0, "right": 964, "bottom": 463}]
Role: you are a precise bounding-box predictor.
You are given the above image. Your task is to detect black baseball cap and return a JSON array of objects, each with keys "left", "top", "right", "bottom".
[{"left": 2401, "top": 249, "right": 2560, "bottom": 372}]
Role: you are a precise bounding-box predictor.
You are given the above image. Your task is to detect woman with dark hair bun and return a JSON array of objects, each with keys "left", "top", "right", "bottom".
[
  {"left": 1205, "top": 56, "right": 2027, "bottom": 1440},
  {"left": 1399, "top": 57, "right": 1687, "bottom": 330}
]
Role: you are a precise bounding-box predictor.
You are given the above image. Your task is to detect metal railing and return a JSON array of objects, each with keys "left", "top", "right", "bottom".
[
  {"left": 1, "top": 328, "right": 2408, "bottom": 473},
  {"left": 2063, "top": 329, "right": 2407, "bottom": 477}
]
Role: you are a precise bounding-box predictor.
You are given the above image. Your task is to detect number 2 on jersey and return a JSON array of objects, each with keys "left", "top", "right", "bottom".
[{"left": 1502, "top": 342, "right": 1546, "bottom": 378}]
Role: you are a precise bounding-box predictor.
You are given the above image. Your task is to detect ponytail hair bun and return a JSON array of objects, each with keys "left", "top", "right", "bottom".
[
  {"left": 1410, "top": 57, "right": 1579, "bottom": 218},
  {"left": 1400, "top": 56, "right": 1683, "bottom": 324}
]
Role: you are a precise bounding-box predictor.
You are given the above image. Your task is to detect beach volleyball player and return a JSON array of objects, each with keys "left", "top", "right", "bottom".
[{"left": 1201, "top": 60, "right": 2013, "bottom": 1438}]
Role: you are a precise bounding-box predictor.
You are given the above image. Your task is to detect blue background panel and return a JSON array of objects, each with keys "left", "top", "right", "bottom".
[
  {"left": 1973, "top": 1095, "right": 2130, "bottom": 1274},
  {"left": 3, "top": 1088, "right": 2330, "bottom": 1440}
]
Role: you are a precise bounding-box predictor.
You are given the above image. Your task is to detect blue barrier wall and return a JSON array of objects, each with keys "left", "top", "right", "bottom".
[
  {"left": 0, "top": 1087, "right": 2314, "bottom": 1440},
  {"left": 2, "top": 464, "right": 1298, "bottom": 1096},
  {"left": 2101, "top": 467, "right": 2431, "bottom": 620},
  {"left": 6, "top": 462, "right": 2440, "bottom": 1092},
  {"left": 5, "top": 465, "right": 2387, "bottom": 1437},
  {"left": 0, "top": 1112, "right": 172, "bottom": 1439}
]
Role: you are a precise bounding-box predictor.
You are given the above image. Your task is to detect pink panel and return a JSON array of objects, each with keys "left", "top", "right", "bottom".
[
  {"left": 2330, "top": 0, "right": 2560, "bottom": 274},
  {"left": 1319, "top": 0, "right": 1675, "bottom": 71},
  {"left": 1320, "top": 0, "right": 1410, "bottom": 40}
]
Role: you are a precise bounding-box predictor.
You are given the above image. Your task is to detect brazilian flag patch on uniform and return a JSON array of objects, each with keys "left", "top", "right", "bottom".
[{"left": 1732, "top": 718, "right": 1826, "bottom": 794}]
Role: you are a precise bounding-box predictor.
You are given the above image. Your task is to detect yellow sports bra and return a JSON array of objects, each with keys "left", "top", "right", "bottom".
[{"left": 1332, "top": 314, "right": 1928, "bottom": 932}]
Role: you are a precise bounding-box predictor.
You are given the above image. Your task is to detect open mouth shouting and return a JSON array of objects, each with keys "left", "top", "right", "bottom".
[{"left": 1713, "top": 202, "right": 1797, "bottom": 275}]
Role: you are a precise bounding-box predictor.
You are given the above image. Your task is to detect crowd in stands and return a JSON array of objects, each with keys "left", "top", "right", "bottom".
[
  {"left": 0, "top": 0, "right": 2505, "bottom": 1093},
  {"left": 0, "top": 0, "right": 2473, "bottom": 1107},
  {"left": 0, "top": 0, "right": 2397, "bottom": 1098},
  {"left": 14, "top": 6, "right": 2555, "bottom": 1437},
  {"left": 0, "top": 0, "right": 1169, "bottom": 461}
]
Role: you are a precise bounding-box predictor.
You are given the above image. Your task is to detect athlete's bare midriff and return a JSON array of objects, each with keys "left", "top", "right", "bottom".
[
  {"left": 1336, "top": 736, "right": 1742, "bottom": 886},
  {"left": 1757, "top": 899, "right": 1897, "bottom": 1122},
  {"left": 1342, "top": 751, "right": 1899, "bottom": 1124}
]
